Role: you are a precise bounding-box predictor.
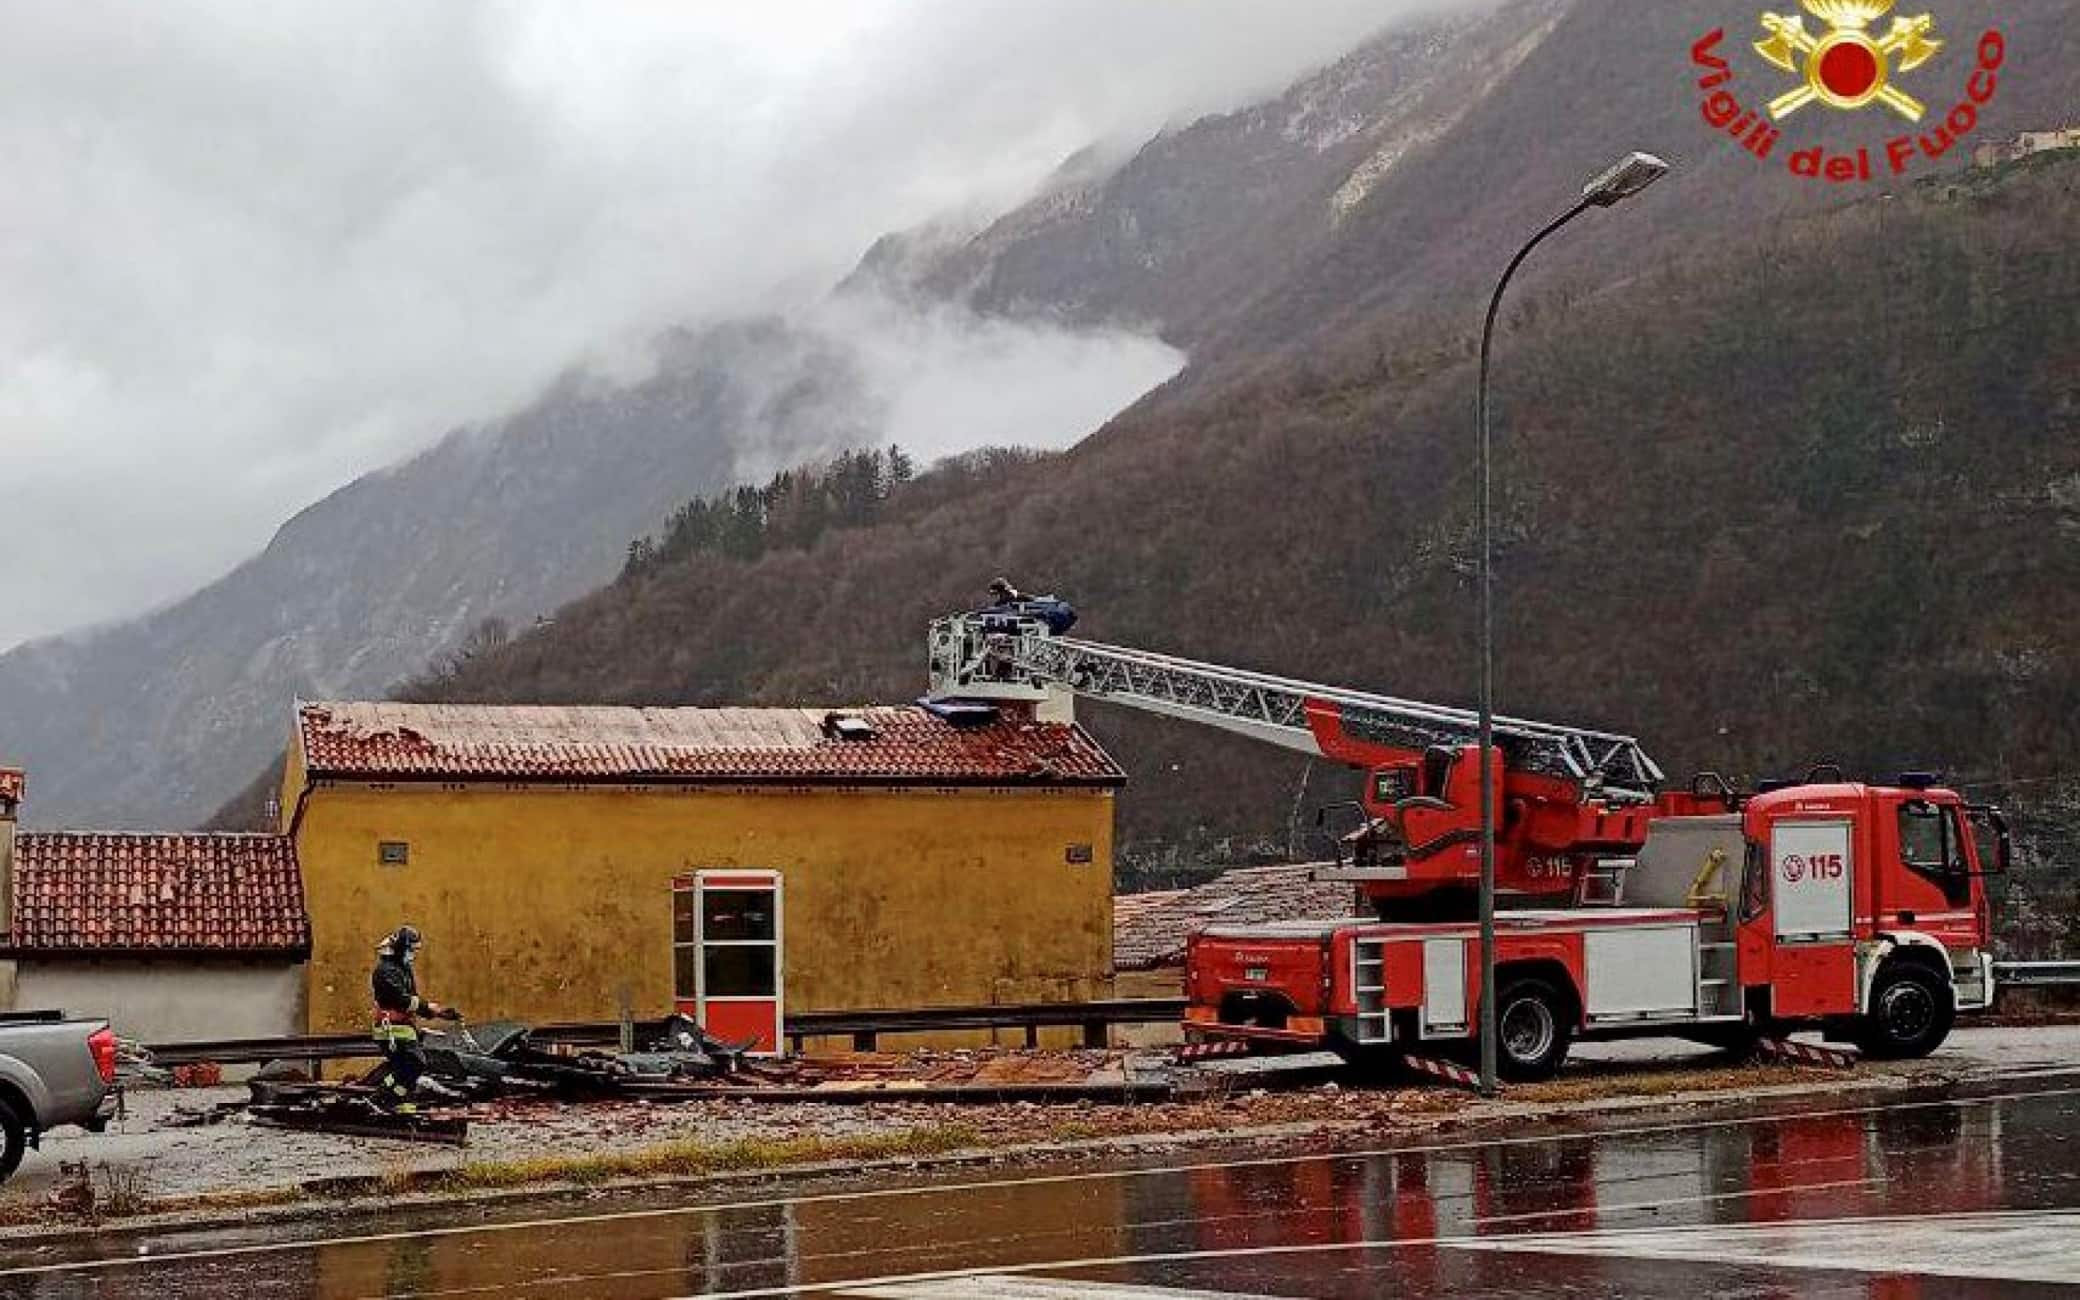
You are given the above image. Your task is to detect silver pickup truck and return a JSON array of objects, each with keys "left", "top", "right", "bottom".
[{"left": 0, "top": 1011, "right": 118, "bottom": 1182}]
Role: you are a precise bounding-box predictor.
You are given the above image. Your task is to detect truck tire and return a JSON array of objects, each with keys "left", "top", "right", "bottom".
[
  {"left": 1857, "top": 962, "right": 1954, "bottom": 1060},
  {"left": 1494, "top": 977, "right": 1574, "bottom": 1082},
  {"left": 0, "top": 1098, "right": 26, "bottom": 1184}
]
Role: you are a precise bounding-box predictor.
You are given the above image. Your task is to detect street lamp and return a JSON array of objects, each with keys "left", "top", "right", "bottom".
[{"left": 1476, "top": 151, "right": 1669, "bottom": 1097}]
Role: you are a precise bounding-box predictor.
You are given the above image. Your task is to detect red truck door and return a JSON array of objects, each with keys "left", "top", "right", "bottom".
[{"left": 1767, "top": 819, "right": 1858, "bottom": 1018}]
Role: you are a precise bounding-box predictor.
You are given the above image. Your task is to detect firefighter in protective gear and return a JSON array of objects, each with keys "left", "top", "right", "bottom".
[{"left": 368, "top": 925, "right": 460, "bottom": 1112}]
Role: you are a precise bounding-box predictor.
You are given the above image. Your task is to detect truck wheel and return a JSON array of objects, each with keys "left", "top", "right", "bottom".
[
  {"left": 1857, "top": 962, "right": 1955, "bottom": 1060},
  {"left": 1495, "top": 977, "right": 1574, "bottom": 1082},
  {"left": 0, "top": 1098, "right": 25, "bottom": 1184}
]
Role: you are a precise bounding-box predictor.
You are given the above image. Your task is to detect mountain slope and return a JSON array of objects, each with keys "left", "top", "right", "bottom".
[
  {"left": 848, "top": 0, "right": 1571, "bottom": 349},
  {"left": 1205, "top": 0, "right": 2080, "bottom": 374},
  {"left": 0, "top": 320, "right": 875, "bottom": 828},
  {"left": 29, "top": 0, "right": 2080, "bottom": 843},
  {"left": 871, "top": 0, "right": 2078, "bottom": 380},
  {"left": 8, "top": 2, "right": 1548, "bottom": 832},
  {"left": 409, "top": 152, "right": 2080, "bottom": 918}
]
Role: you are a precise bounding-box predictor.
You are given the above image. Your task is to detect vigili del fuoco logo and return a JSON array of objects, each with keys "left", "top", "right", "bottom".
[{"left": 1693, "top": 0, "right": 2007, "bottom": 184}]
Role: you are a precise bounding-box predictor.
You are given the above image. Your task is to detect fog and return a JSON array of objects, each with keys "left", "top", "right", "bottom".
[
  {"left": 0, "top": 1, "right": 1468, "bottom": 649},
  {"left": 763, "top": 294, "right": 1187, "bottom": 479}
]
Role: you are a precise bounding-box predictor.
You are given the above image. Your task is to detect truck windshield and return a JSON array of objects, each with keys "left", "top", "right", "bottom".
[{"left": 1898, "top": 802, "right": 1971, "bottom": 907}]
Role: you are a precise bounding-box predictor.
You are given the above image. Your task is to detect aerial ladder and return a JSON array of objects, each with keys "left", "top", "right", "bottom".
[
  {"left": 929, "top": 610, "right": 1733, "bottom": 918},
  {"left": 933, "top": 603, "right": 2021, "bottom": 1075}
]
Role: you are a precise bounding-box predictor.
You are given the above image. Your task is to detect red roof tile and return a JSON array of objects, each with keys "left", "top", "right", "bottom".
[
  {"left": 0, "top": 767, "right": 22, "bottom": 811},
  {"left": 7, "top": 833, "right": 309, "bottom": 958},
  {"left": 297, "top": 702, "right": 1126, "bottom": 788},
  {"left": 1113, "top": 864, "right": 1362, "bottom": 971}
]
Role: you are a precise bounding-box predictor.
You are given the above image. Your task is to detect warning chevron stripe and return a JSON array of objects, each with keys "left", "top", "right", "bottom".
[
  {"left": 1754, "top": 1037, "right": 1859, "bottom": 1069},
  {"left": 1402, "top": 1053, "right": 1483, "bottom": 1091},
  {"left": 1175, "top": 1039, "right": 1253, "bottom": 1063}
]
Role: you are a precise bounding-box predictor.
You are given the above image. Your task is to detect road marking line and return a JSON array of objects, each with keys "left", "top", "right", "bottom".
[
  {"left": 5, "top": 1084, "right": 2071, "bottom": 1280},
  {"left": 840, "top": 1279, "right": 1289, "bottom": 1298},
  {"left": 1450, "top": 1207, "right": 2080, "bottom": 1285},
  {"left": 353, "top": 1169, "right": 1903, "bottom": 1300},
  {"left": 692, "top": 1207, "right": 2080, "bottom": 1299},
  {"left": 688, "top": 1239, "right": 1448, "bottom": 1299}
]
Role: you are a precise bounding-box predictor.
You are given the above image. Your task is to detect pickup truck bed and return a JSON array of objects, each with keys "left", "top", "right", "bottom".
[{"left": 0, "top": 1010, "right": 118, "bottom": 1182}]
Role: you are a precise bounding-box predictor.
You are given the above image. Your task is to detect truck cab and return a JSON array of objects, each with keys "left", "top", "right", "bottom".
[{"left": 1736, "top": 778, "right": 2002, "bottom": 1056}]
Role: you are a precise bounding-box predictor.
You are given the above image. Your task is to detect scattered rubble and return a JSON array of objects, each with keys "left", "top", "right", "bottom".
[
  {"left": 10, "top": 1022, "right": 2056, "bottom": 1233},
  {"left": 243, "top": 1017, "right": 1188, "bottom": 1143}
]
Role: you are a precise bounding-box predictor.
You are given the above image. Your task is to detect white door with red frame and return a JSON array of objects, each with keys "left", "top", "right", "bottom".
[
  {"left": 673, "top": 870, "right": 784, "bottom": 1054},
  {"left": 1769, "top": 819, "right": 1857, "bottom": 1019}
]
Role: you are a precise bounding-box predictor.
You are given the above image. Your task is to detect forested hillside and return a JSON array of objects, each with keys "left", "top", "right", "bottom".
[
  {"left": 199, "top": 0, "right": 2080, "bottom": 955},
  {"left": 382, "top": 154, "right": 2080, "bottom": 958},
  {"left": 55, "top": 0, "right": 2080, "bottom": 834}
]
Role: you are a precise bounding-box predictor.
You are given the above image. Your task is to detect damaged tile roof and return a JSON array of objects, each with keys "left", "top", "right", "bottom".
[
  {"left": 1113, "top": 864, "right": 1362, "bottom": 971},
  {"left": 297, "top": 701, "right": 1126, "bottom": 788},
  {"left": 7, "top": 833, "right": 310, "bottom": 958}
]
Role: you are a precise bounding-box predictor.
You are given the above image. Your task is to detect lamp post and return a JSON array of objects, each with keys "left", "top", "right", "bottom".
[{"left": 1476, "top": 151, "right": 1669, "bottom": 1097}]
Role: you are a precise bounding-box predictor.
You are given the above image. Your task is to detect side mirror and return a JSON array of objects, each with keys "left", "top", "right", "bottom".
[{"left": 1967, "top": 804, "right": 2011, "bottom": 877}]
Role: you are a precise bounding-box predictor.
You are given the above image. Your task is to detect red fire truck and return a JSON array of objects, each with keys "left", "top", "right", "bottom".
[{"left": 930, "top": 609, "right": 2008, "bottom": 1080}]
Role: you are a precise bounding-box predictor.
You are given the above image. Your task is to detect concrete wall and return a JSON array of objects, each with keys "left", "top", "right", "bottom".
[
  {"left": 11, "top": 960, "right": 306, "bottom": 1044},
  {"left": 289, "top": 780, "right": 1116, "bottom": 1036}
]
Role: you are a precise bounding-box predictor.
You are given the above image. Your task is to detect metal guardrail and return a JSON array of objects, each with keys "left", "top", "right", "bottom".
[
  {"left": 786, "top": 998, "right": 1187, "bottom": 1053},
  {"left": 1995, "top": 962, "right": 2080, "bottom": 988},
  {"left": 142, "top": 999, "right": 1189, "bottom": 1066},
  {"left": 145, "top": 1032, "right": 370, "bottom": 1066}
]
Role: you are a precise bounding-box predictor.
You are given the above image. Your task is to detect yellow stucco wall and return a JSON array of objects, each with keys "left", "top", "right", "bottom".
[{"left": 287, "top": 777, "right": 1115, "bottom": 1038}]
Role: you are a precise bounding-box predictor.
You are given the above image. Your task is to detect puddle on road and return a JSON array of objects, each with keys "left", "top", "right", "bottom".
[{"left": 5, "top": 1089, "right": 2067, "bottom": 1299}]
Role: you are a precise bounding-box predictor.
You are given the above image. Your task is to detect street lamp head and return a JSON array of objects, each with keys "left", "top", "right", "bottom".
[{"left": 1581, "top": 151, "right": 1670, "bottom": 207}]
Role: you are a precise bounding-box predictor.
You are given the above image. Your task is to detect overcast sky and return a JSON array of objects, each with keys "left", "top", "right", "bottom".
[{"left": 0, "top": 1, "right": 1436, "bottom": 650}]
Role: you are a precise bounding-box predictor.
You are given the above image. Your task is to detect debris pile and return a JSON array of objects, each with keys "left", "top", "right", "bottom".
[
  {"left": 249, "top": 1015, "right": 775, "bottom": 1143},
  {"left": 243, "top": 1019, "right": 1185, "bottom": 1143}
]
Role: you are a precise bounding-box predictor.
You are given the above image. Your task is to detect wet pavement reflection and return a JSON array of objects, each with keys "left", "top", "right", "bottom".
[{"left": 3, "top": 1086, "right": 2077, "bottom": 1298}]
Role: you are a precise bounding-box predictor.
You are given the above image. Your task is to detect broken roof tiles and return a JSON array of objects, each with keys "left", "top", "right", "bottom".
[
  {"left": 297, "top": 701, "right": 1126, "bottom": 788},
  {"left": 8, "top": 832, "right": 310, "bottom": 958},
  {"left": 1113, "top": 864, "right": 1361, "bottom": 972}
]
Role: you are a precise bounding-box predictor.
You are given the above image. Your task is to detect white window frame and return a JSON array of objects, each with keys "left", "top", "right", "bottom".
[{"left": 674, "top": 869, "right": 784, "bottom": 1053}]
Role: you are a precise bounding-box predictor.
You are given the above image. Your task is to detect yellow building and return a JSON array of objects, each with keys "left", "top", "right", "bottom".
[{"left": 280, "top": 700, "right": 1123, "bottom": 1046}]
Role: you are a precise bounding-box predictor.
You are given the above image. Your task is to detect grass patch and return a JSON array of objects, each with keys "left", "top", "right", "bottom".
[
  {"left": 172, "top": 1186, "right": 307, "bottom": 1214},
  {"left": 0, "top": 1126, "right": 986, "bottom": 1232},
  {"left": 0, "top": 1178, "right": 308, "bottom": 1232},
  {"left": 422, "top": 1124, "right": 984, "bottom": 1194},
  {"left": 1513, "top": 1064, "right": 1820, "bottom": 1104}
]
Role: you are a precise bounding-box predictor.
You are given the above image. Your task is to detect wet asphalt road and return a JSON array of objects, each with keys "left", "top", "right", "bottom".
[{"left": 5, "top": 1082, "right": 2080, "bottom": 1298}]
